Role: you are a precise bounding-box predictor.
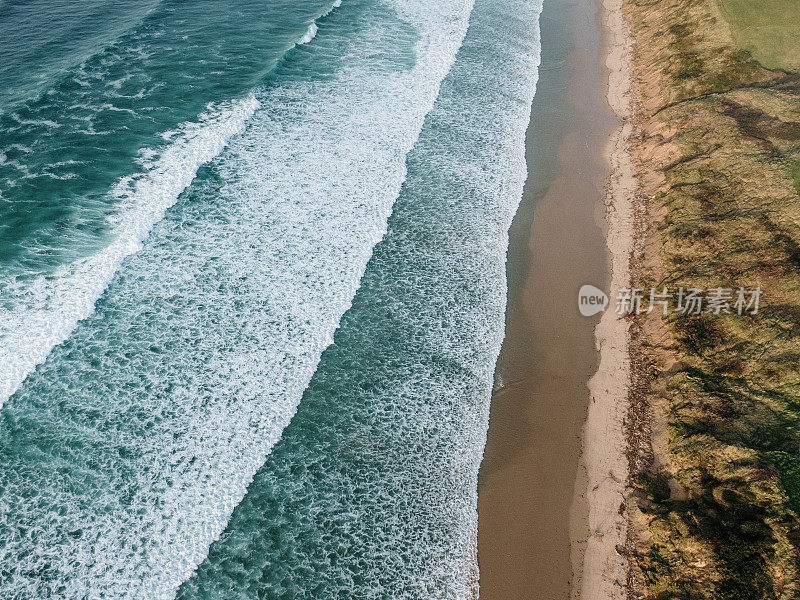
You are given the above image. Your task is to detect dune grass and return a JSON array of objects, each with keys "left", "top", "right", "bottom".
[{"left": 625, "top": 0, "right": 800, "bottom": 597}]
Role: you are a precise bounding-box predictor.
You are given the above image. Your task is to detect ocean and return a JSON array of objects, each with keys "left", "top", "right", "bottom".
[{"left": 0, "top": 0, "right": 542, "bottom": 597}]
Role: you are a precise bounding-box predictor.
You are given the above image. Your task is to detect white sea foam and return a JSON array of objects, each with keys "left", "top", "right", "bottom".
[
  {"left": 299, "top": 0, "right": 343, "bottom": 46},
  {"left": 0, "top": 1, "right": 477, "bottom": 598},
  {"left": 0, "top": 94, "right": 258, "bottom": 408},
  {"left": 297, "top": 0, "right": 346, "bottom": 48},
  {"left": 299, "top": 22, "right": 318, "bottom": 45}
]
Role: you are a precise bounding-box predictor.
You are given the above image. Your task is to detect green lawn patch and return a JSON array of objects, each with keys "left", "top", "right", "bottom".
[{"left": 716, "top": 0, "right": 800, "bottom": 73}]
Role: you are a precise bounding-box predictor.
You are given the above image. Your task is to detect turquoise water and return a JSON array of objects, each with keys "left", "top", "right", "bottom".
[{"left": 0, "top": 0, "right": 542, "bottom": 598}]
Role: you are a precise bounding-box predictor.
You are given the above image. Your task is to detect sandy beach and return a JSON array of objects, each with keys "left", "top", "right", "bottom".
[{"left": 477, "top": 0, "right": 634, "bottom": 597}]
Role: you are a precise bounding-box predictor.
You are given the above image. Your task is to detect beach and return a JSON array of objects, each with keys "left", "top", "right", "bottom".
[
  {"left": 477, "top": 0, "right": 800, "bottom": 595},
  {"left": 477, "top": 0, "right": 634, "bottom": 597},
  {"left": 0, "top": 0, "right": 662, "bottom": 594}
]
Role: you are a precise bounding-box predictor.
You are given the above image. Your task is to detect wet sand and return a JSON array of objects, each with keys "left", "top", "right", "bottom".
[{"left": 477, "top": 0, "right": 619, "bottom": 598}]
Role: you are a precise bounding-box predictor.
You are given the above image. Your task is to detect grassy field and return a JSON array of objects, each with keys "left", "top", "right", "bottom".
[{"left": 716, "top": 0, "right": 800, "bottom": 73}]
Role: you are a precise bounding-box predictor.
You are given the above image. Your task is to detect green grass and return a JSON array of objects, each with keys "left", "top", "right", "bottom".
[
  {"left": 765, "top": 451, "right": 800, "bottom": 513},
  {"left": 790, "top": 161, "right": 800, "bottom": 197},
  {"left": 716, "top": 0, "right": 800, "bottom": 73}
]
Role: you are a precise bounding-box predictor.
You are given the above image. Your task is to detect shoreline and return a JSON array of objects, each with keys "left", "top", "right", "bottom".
[{"left": 477, "top": 0, "right": 623, "bottom": 597}]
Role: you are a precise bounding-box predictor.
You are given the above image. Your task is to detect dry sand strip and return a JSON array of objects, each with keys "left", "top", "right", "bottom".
[{"left": 577, "top": 0, "right": 636, "bottom": 598}]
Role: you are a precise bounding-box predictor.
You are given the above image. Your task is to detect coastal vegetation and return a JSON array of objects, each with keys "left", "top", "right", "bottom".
[{"left": 624, "top": 0, "right": 800, "bottom": 597}]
